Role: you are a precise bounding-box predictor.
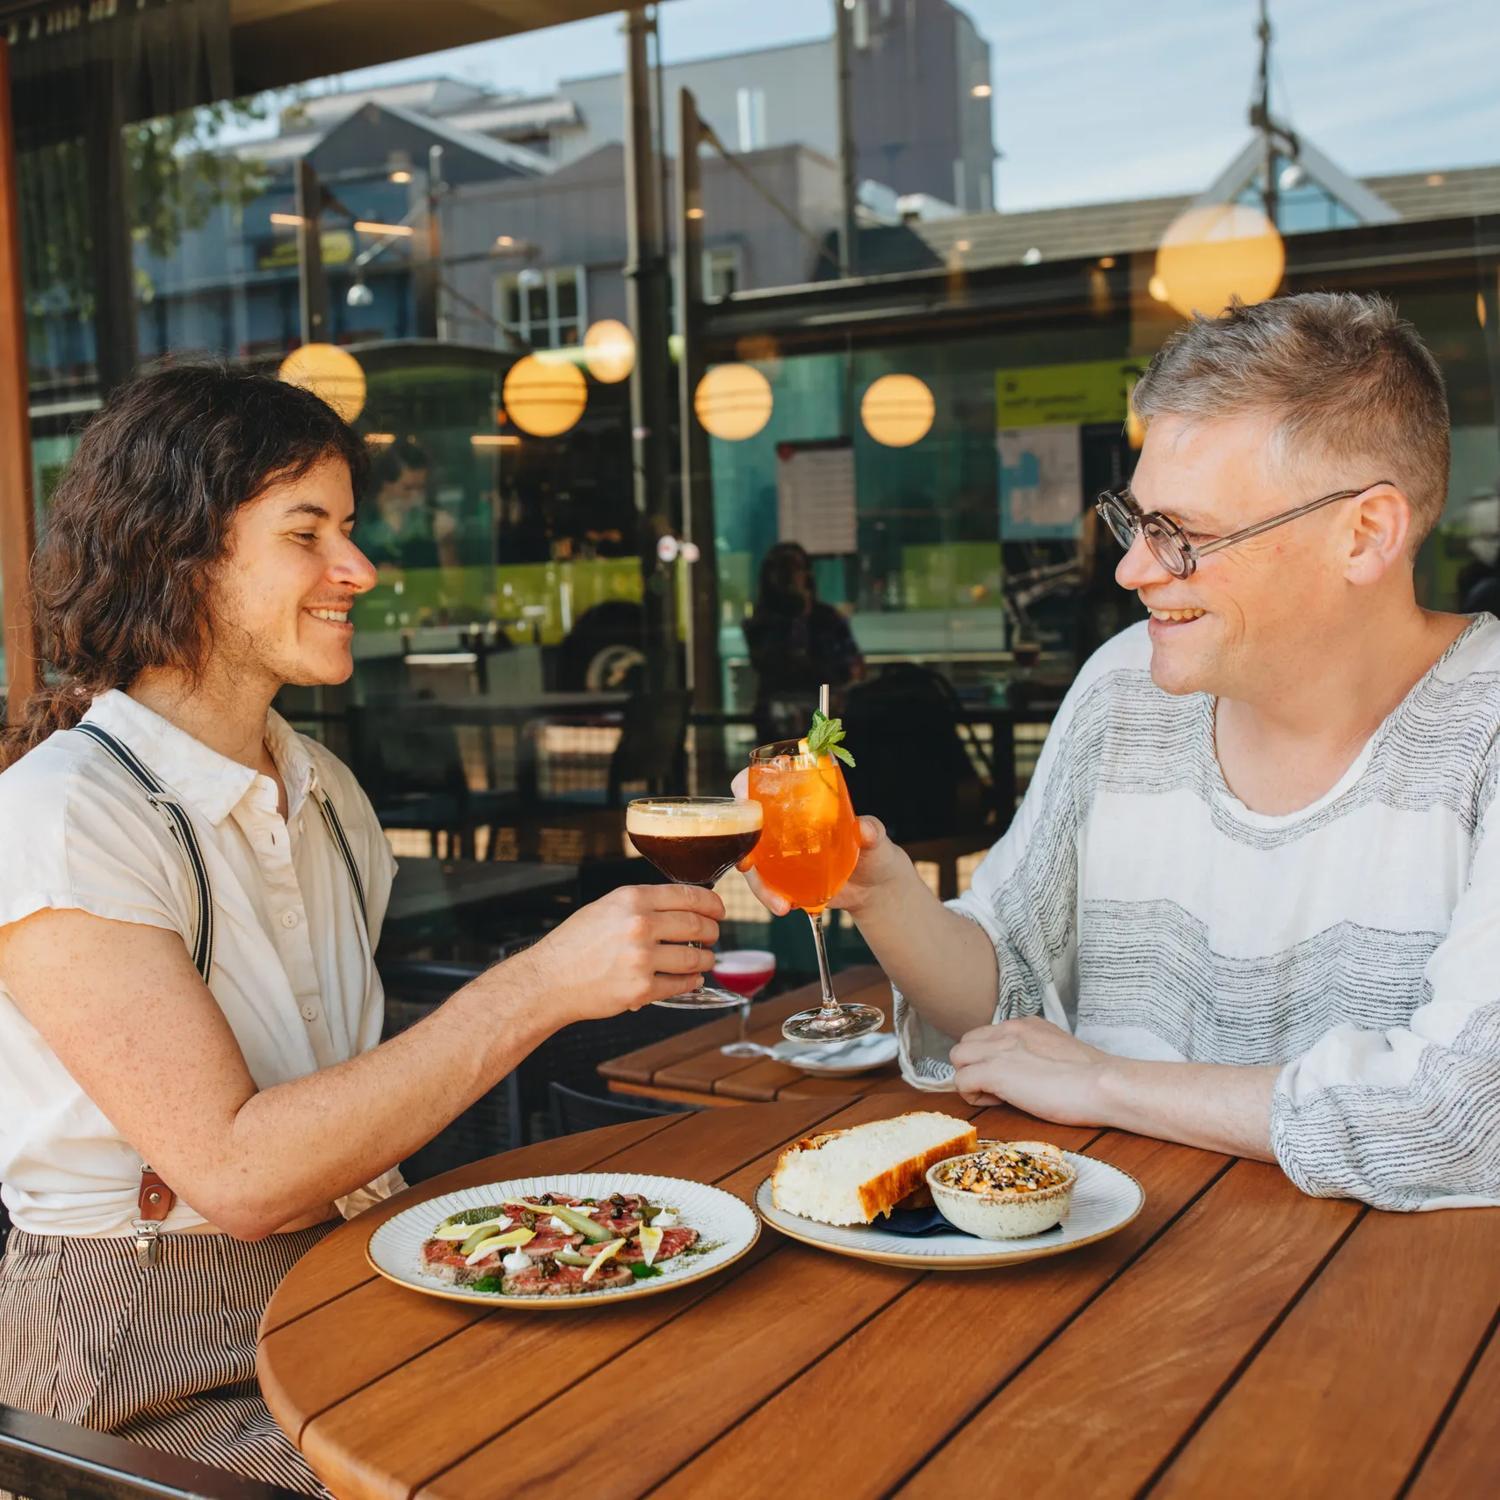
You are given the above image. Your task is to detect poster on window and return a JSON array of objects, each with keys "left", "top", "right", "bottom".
[
  {"left": 997, "top": 424, "right": 1083, "bottom": 540},
  {"left": 776, "top": 439, "right": 857, "bottom": 555}
]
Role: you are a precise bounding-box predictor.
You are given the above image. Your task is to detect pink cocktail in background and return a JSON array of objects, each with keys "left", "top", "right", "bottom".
[{"left": 715, "top": 949, "right": 777, "bottom": 1057}]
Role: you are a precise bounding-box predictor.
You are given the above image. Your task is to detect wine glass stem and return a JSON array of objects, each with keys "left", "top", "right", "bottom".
[
  {"left": 737, "top": 1001, "right": 751, "bottom": 1046},
  {"left": 807, "top": 909, "right": 841, "bottom": 1020}
]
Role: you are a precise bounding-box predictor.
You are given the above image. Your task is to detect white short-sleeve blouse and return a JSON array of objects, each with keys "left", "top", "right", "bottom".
[{"left": 0, "top": 690, "right": 402, "bottom": 1236}]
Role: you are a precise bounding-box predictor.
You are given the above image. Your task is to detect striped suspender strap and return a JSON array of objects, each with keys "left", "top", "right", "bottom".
[
  {"left": 74, "top": 723, "right": 209, "bottom": 1265},
  {"left": 74, "top": 723, "right": 214, "bottom": 983},
  {"left": 315, "top": 788, "right": 367, "bottom": 926}
]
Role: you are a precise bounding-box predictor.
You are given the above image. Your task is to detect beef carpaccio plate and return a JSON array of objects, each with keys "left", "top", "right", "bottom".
[{"left": 421, "top": 1190, "right": 700, "bottom": 1297}]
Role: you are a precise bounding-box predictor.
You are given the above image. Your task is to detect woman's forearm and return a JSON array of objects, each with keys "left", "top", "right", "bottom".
[{"left": 220, "top": 954, "right": 556, "bottom": 1236}]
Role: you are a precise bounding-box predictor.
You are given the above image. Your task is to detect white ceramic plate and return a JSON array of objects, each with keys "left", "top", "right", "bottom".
[
  {"left": 770, "top": 1032, "right": 900, "bottom": 1076},
  {"left": 367, "top": 1173, "right": 759, "bottom": 1309},
  {"left": 755, "top": 1151, "right": 1144, "bottom": 1270}
]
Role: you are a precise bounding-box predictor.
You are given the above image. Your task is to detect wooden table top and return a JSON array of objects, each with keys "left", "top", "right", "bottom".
[
  {"left": 598, "top": 964, "right": 908, "bottom": 1108},
  {"left": 257, "top": 1089, "right": 1500, "bottom": 1499}
]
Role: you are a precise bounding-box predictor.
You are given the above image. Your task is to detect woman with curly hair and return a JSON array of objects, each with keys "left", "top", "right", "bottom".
[{"left": 0, "top": 365, "right": 722, "bottom": 1494}]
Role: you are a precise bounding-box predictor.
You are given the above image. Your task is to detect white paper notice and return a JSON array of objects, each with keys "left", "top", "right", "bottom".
[
  {"left": 998, "top": 424, "right": 1083, "bottom": 537},
  {"left": 776, "top": 443, "right": 857, "bottom": 555}
]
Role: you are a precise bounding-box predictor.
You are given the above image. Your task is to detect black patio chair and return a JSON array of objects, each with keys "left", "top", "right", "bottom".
[
  {"left": 379, "top": 959, "right": 522, "bottom": 1182},
  {"left": 0, "top": 1401, "right": 308, "bottom": 1500},
  {"left": 548, "top": 1082, "right": 693, "bottom": 1137},
  {"left": 840, "top": 663, "right": 997, "bottom": 842}
]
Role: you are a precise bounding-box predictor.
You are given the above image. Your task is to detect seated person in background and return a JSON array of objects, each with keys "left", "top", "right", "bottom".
[
  {"left": 744, "top": 541, "right": 865, "bottom": 742},
  {"left": 0, "top": 366, "right": 721, "bottom": 1494},
  {"left": 357, "top": 437, "right": 459, "bottom": 570},
  {"left": 741, "top": 291, "right": 1499, "bottom": 1212}
]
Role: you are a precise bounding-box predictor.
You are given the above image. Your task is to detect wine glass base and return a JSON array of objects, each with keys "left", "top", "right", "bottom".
[
  {"left": 781, "top": 1002, "right": 885, "bottom": 1043},
  {"left": 652, "top": 982, "right": 748, "bottom": 1011}
]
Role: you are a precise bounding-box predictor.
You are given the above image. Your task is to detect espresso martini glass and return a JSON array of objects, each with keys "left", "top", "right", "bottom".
[{"left": 624, "top": 796, "right": 764, "bottom": 1009}]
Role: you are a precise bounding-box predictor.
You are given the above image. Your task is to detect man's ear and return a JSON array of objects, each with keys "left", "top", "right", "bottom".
[{"left": 1345, "top": 484, "right": 1413, "bottom": 585}]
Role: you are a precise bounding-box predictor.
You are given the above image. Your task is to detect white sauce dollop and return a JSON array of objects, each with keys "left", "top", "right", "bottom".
[
  {"left": 653, "top": 1209, "right": 678, "bottom": 1228},
  {"left": 502, "top": 1247, "right": 533, "bottom": 1274}
]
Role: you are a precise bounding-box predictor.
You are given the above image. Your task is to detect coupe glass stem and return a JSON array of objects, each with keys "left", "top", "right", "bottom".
[{"left": 807, "top": 909, "right": 842, "bottom": 1023}]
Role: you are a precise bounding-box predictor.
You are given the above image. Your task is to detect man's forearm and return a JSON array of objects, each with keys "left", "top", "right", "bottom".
[
  {"left": 1097, "top": 1057, "right": 1279, "bottom": 1160},
  {"left": 853, "top": 860, "right": 1000, "bottom": 1041}
]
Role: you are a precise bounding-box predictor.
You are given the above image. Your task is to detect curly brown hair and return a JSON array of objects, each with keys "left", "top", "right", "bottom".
[{"left": 1, "top": 362, "right": 367, "bottom": 769}]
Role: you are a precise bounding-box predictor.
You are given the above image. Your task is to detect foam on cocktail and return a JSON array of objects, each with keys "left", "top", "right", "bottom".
[{"left": 625, "top": 800, "right": 763, "bottom": 839}]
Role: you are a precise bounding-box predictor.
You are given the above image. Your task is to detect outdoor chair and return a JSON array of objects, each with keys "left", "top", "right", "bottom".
[
  {"left": 508, "top": 689, "right": 690, "bottom": 861},
  {"left": 841, "top": 663, "right": 998, "bottom": 842},
  {"left": 0, "top": 1401, "right": 309, "bottom": 1500},
  {"left": 379, "top": 959, "right": 522, "bottom": 1182},
  {"left": 548, "top": 1081, "right": 693, "bottom": 1137}
]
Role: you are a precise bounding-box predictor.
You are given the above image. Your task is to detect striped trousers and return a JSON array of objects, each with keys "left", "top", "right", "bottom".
[{"left": 0, "top": 1224, "right": 334, "bottom": 1497}]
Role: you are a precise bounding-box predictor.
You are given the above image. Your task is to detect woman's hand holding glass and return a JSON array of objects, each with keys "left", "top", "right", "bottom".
[{"left": 520, "top": 883, "right": 725, "bottom": 1022}]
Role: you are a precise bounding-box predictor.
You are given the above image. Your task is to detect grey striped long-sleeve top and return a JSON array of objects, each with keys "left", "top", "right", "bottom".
[{"left": 895, "top": 614, "right": 1500, "bottom": 1211}]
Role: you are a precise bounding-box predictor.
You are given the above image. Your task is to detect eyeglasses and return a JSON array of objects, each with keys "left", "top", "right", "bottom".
[{"left": 1095, "top": 481, "right": 1393, "bottom": 579}]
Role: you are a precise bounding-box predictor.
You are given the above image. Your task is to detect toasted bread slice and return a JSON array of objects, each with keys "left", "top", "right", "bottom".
[{"left": 771, "top": 1112, "right": 979, "bottom": 1225}]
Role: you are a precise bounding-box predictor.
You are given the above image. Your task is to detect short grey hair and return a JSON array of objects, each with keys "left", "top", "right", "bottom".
[{"left": 1131, "top": 292, "right": 1451, "bottom": 550}]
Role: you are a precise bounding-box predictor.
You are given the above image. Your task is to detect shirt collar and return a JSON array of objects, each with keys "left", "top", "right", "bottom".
[{"left": 82, "top": 691, "right": 317, "bottom": 827}]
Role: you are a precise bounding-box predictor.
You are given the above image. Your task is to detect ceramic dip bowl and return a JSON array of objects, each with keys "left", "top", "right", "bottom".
[{"left": 925, "top": 1140, "right": 1077, "bottom": 1240}]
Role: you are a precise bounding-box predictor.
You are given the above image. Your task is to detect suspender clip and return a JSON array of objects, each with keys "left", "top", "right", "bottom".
[{"left": 132, "top": 1219, "right": 163, "bottom": 1268}]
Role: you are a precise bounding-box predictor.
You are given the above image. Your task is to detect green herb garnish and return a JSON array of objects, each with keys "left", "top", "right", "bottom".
[
  {"left": 805, "top": 709, "right": 855, "bottom": 768},
  {"left": 468, "top": 1274, "right": 505, "bottom": 1293},
  {"left": 627, "top": 1262, "right": 664, "bottom": 1279},
  {"left": 438, "top": 1204, "right": 511, "bottom": 1229}
]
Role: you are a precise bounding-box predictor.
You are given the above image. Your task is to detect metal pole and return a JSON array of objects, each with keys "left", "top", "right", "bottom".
[
  {"left": 1255, "top": 0, "right": 1278, "bottom": 228},
  {"left": 294, "top": 158, "right": 329, "bottom": 344},
  {"left": 428, "top": 144, "right": 447, "bottom": 342},
  {"left": 676, "top": 88, "right": 722, "bottom": 725},
  {"left": 832, "top": 0, "right": 859, "bottom": 277},
  {"left": 0, "top": 39, "right": 39, "bottom": 719},
  {"left": 623, "top": 7, "right": 677, "bottom": 689}
]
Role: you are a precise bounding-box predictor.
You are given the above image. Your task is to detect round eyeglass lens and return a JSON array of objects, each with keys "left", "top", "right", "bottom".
[
  {"left": 1143, "top": 520, "right": 1191, "bottom": 577},
  {"left": 1098, "top": 497, "right": 1137, "bottom": 549}
]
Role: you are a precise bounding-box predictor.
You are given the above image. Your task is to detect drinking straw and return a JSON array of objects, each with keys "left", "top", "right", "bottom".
[{"left": 819, "top": 682, "right": 830, "bottom": 717}]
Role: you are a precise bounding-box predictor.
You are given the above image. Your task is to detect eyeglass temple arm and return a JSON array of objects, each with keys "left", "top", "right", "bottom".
[{"left": 1192, "top": 483, "right": 1392, "bottom": 560}]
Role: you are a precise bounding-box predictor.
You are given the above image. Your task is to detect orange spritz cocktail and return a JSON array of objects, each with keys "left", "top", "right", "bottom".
[
  {"left": 745, "top": 711, "right": 885, "bottom": 1042},
  {"left": 746, "top": 745, "right": 860, "bottom": 914}
]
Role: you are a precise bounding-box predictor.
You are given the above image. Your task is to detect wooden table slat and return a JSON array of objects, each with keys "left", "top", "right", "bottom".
[
  {"left": 1403, "top": 1313, "right": 1500, "bottom": 1500},
  {"left": 1152, "top": 1204, "right": 1500, "bottom": 1499},
  {"left": 653, "top": 977, "right": 895, "bottom": 1095},
  {"left": 655, "top": 1133, "right": 1227, "bottom": 1500},
  {"left": 895, "top": 1160, "right": 1362, "bottom": 1500},
  {"left": 291, "top": 1093, "right": 965, "bottom": 1500},
  {"left": 598, "top": 965, "right": 883, "bottom": 1086}
]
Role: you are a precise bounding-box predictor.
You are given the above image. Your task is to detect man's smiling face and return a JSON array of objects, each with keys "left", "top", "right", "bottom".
[
  {"left": 1116, "top": 411, "right": 1357, "bottom": 701},
  {"left": 206, "top": 458, "right": 377, "bottom": 695}
]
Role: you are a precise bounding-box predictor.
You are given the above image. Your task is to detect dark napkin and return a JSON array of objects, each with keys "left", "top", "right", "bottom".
[{"left": 879, "top": 1205, "right": 1063, "bottom": 1240}]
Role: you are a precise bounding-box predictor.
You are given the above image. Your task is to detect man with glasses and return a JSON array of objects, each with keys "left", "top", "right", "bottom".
[{"left": 746, "top": 291, "right": 1499, "bottom": 1211}]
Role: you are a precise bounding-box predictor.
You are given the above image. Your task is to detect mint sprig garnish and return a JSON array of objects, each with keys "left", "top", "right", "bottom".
[{"left": 806, "top": 708, "right": 855, "bottom": 768}]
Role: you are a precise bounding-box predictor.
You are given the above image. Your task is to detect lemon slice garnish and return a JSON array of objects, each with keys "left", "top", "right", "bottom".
[
  {"left": 463, "top": 1226, "right": 536, "bottom": 1266},
  {"left": 581, "top": 1236, "right": 628, "bottom": 1282}
]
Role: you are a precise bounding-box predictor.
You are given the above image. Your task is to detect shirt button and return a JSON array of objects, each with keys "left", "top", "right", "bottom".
[
  {"left": 280, "top": 910, "right": 300, "bottom": 929},
  {"left": 301, "top": 1004, "right": 320, "bottom": 1023}
]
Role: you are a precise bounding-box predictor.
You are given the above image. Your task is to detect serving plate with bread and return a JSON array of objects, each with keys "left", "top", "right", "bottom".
[{"left": 756, "top": 1112, "right": 1144, "bottom": 1269}]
